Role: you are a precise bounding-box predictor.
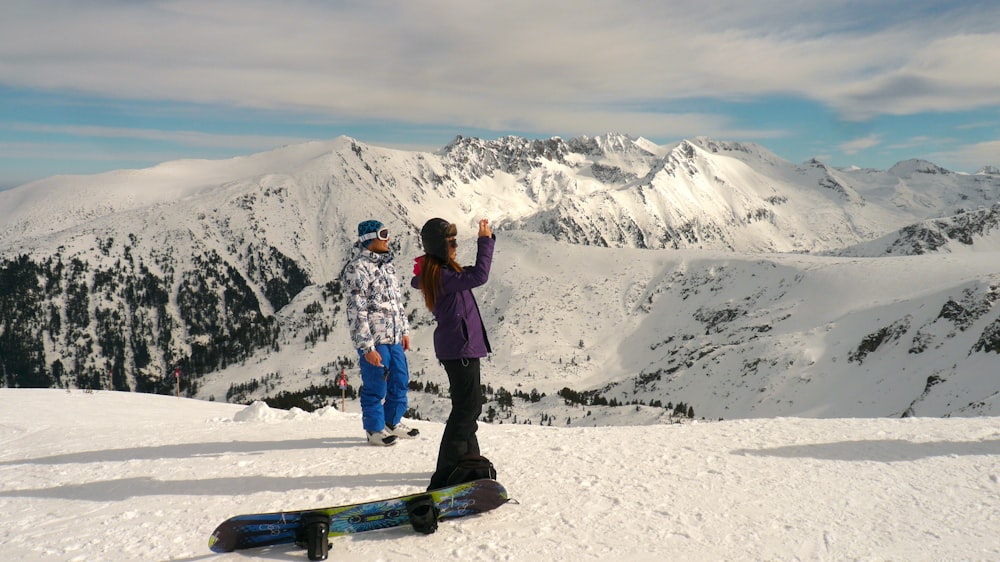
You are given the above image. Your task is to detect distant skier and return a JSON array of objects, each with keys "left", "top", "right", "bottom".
[
  {"left": 412, "top": 217, "right": 495, "bottom": 489},
  {"left": 344, "top": 219, "right": 419, "bottom": 446}
]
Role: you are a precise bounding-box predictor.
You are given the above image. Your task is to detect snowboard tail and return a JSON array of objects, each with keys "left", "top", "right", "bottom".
[{"left": 208, "top": 479, "right": 508, "bottom": 554}]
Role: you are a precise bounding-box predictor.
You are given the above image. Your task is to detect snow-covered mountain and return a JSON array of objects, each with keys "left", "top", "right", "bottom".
[
  {"left": 834, "top": 203, "right": 1000, "bottom": 256},
  {"left": 1, "top": 134, "right": 999, "bottom": 421}
]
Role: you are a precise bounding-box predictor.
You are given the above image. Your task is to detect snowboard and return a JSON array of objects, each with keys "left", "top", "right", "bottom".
[{"left": 208, "top": 479, "right": 508, "bottom": 555}]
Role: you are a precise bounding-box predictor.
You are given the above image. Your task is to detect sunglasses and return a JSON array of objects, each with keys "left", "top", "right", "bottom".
[
  {"left": 376, "top": 228, "right": 389, "bottom": 241},
  {"left": 447, "top": 238, "right": 458, "bottom": 248}
]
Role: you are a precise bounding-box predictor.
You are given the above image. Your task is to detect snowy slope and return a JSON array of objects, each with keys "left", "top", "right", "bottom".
[
  {"left": 0, "top": 140, "right": 352, "bottom": 244},
  {"left": 184, "top": 231, "right": 1000, "bottom": 422},
  {"left": 1, "top": 389, "right": 998, "bottom": 561},
  {"left": 1, "top": 135, "right": 999, "bottom": 423},
  {"left": 834, "top": 203, "right": 1000, "bottom": 256}
]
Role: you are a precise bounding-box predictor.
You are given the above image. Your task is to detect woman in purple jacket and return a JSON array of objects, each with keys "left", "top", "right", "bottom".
[{"left": 412, "top": 217, "right": 494, "bottom": 490}]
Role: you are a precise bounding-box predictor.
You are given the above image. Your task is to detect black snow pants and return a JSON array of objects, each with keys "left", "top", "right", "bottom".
[{"left": 428, "top": 357, "right": 482, "bottom": 490}]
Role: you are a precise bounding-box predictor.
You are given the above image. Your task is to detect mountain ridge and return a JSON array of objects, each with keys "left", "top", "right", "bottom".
[{"left": 1, "top": 134, "right": 999, "bottom": 422}]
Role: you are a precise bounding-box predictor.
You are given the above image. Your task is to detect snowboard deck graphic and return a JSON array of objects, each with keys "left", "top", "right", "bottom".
[{"left": 208, "top": 479, "right": 508, "bottom": 554}]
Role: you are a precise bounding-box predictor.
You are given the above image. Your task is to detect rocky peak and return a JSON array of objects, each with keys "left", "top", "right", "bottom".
[{"left": 889, "top": 159, "right": 951, "bottom": 177}]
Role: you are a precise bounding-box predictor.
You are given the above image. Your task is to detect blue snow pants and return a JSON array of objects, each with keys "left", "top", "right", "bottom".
[{"left": 357, "top": 343, "right": 409, "bottom": 433}]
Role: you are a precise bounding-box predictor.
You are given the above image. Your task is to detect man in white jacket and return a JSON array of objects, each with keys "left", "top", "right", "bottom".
[{"left": 344, "top": 220, "right": 419, "bottom": 446}]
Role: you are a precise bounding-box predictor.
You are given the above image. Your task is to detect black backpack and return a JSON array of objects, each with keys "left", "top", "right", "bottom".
[{"left": 443, "top": 454, "right": 497, "bottom": 487}]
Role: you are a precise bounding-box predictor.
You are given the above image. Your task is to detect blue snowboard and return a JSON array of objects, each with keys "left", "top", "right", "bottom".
[{"left": 208, "top": 479, "right": 508, "bottom": 554}]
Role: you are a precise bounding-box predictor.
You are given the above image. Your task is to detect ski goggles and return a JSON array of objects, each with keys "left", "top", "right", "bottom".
[{"left": 360, "top": 228, "right": 390, "bottom": 243}]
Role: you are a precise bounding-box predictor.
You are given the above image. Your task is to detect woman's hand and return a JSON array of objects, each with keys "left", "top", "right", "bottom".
[{"left": 478, "top": 218, "right": 492, "bottom": 238}]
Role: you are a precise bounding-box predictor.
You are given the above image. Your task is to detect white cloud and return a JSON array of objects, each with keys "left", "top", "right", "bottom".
[
  {"left": 956, "top": 120, "right": 1000, "bottom": 131},
  {"left": 927, "top": 140, "right": 1000, "bottom": 170},
  {"left": 1, "top": 122, "right": 307, "bottom": 150},
  {"left": 884, "top": 136, "right": 934, "bottom": 150},
  {"left": 838, "top": 134, "right": 881, "bottom": 155},
  {"left": 830, "top": 32, "right": 1000, "bottom": 119},
  {"left": 1, "top": 1, "right": 998, "bottom": 135}
]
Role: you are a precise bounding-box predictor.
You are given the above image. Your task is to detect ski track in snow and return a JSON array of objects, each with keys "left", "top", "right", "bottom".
[{"left": 1, "top": 389, "right": 998, "bottom": 561}]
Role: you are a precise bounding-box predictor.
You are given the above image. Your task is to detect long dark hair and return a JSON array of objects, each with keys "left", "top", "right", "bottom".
[{"left": 417, "top": 254, "right": 462, "bottom": 311}]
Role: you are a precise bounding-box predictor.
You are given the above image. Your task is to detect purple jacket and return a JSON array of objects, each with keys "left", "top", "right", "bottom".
[{"left": 412, "top": 235, "right": 494, "bottom": 360}]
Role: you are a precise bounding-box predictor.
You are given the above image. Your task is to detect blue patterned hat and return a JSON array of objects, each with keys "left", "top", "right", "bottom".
[{"left": 357, "top": 220, "right": 384, "bottom": 246}]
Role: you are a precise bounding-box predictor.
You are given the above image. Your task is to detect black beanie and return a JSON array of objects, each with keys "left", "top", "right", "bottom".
[{"left": 420, "top": 218, "right": 455, "bottom": 261}]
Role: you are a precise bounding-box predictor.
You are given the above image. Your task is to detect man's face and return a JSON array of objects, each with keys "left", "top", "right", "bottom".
[
  {"left": 368, "top": 227, "right": 390, "bottom": 253},
  {"left": 369, "top": 238, "right": 389, "bottom": 253}
]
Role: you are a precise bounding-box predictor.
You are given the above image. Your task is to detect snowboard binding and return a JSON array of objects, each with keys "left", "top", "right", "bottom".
[
  {"left": 298, "top": 512, "right": 332, "bottom": 560},
  {"left": 405, "top": 494, "right": 440, "bottom": 534}
]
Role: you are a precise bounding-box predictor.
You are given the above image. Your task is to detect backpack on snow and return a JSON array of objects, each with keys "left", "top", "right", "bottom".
[{"left": 443, "top": 454, "right": 497, "bottom": 487}]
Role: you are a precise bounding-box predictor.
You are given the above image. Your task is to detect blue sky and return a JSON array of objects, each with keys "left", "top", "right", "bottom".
[{"left": 1, "top": 0, "right": 999, "bottom": 190}]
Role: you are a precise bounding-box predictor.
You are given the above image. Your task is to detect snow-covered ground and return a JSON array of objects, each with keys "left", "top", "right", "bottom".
[{"left": 1, "top": 389, "right": 998, "bottom": 561}]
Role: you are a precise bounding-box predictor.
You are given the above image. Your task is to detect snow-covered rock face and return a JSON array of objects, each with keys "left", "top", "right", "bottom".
[
  {"left": 834, "top": 203, "right": 1000, "bottom": 256},
  {"left": 1, "top": 134, "right": 999, "bottom": 421}
]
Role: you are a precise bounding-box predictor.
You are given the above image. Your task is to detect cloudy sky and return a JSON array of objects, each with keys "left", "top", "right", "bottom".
[{"left": 1, "top": 0, "right": 999, "bottom": 189}]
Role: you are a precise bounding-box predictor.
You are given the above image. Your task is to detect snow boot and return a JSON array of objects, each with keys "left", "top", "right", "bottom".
[
  {"left": 388, "top": 422, "right": 420, "bottom": 438},
  {"left": 366, "top": 429, "right": 398, "bottom": 446}
]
